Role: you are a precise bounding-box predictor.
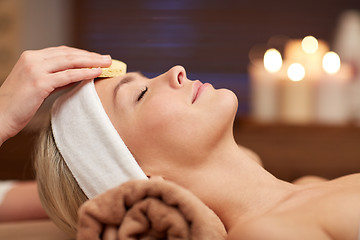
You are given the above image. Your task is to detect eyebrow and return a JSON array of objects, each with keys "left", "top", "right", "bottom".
[{"left": 113, "top": 72, "right": 145, "bottom": 101}]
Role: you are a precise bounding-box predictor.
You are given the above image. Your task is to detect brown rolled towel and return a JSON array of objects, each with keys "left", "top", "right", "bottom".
[{"left": 77, "top": 179, "right": 227, "bottom": 240}]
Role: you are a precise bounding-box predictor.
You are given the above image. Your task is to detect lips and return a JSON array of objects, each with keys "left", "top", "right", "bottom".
[{"left": 192, "top": 81, "right": 211, "bottom": 103}]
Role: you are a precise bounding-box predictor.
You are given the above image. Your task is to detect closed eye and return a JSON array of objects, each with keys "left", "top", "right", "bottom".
[{"left": 137, "top": 86, "right": 148, "bottom": 101}]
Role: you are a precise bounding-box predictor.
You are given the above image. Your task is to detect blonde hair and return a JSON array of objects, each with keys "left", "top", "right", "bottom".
[{"left": 34, "top": 120, "right": 88, "bottom": 238}]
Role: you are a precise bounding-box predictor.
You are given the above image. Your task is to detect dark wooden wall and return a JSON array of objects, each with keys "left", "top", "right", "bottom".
[
  {"left": 73, "top": 0, "right": 360, "bottom": 116},
  {"left": 73, "top": 0, "right": 360, "bottom": 74}
]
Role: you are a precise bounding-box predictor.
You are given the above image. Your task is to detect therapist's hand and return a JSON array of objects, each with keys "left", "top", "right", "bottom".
[{"left": 0, "top": 46, "right": 112, "bottom": 146}]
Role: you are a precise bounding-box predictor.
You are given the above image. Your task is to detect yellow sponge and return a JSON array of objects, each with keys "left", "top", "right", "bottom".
[{"left": 98, "top": 59, "right": 127, "bottom": 77}]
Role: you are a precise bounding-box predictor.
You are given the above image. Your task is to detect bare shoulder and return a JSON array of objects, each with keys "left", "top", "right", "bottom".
[
  {"left": 331, "top": 173, "right": 360, "bottom": 185},
  {"left": 226, "top": 175, "right": 360, "bottom": 240},
  {"left": 226, "top": 216, "right": 330, "bottom": 240}
]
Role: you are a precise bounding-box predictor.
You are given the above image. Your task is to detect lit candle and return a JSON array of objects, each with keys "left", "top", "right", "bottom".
[
  {"left": 315, "top": 51, "right": 352, "bottom": 125},
  {"left": 284, "top": 36, "right": 329, "bottom": 82},
  {"left": 249, "top": 48, "right": 283, "bottom": 122},
  {"left": 302, "top": 36, "right": 319, "bottom": 54},
  {"left": 280, "top": 63, "right": 314, "bottom": 124}
]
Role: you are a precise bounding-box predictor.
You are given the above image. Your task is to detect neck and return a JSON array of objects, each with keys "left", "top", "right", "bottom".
[{"left": 183, "top": 135, "right": 297, "bottom": 231}]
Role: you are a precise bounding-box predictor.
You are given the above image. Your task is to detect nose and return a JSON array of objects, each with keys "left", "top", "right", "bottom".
[{"left": 165, "top": 65, "right": 187, "bottom": 89}]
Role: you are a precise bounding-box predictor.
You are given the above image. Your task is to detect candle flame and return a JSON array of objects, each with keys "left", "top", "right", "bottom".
[
  {"left": 287, "top": 63, "right": 305, "bottom": 82},
  {"left": 263, "top": 48, "right": 283, "bottom": 73},
  {"left": 322, "top": 51, "right": 341, "bottom": 74},
  {"left": 302, "top": 36, "right": 318, "bottom": 54}
]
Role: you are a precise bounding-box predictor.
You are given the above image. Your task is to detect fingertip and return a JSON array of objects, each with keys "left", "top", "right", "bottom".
[
  {"left": 93, "top": 67, "right": 103, "bottom": 75},
  {"left": 102, "top": 55, "right": 112, "bottom": 65}
]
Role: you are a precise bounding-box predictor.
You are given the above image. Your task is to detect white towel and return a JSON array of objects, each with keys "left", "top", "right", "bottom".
[{"left": 51, "top": 80, "right": 147, "bottom": 199}]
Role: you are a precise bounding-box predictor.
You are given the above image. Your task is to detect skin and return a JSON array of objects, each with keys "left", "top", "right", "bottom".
[
  {"left": 0, "top": 46, "right": 111, "bottom": 146},
  {"left": 0, "top": 46, "right": 111, "bottom": 221},
  {"left": 95, "top": 66, "right": 238, "bottom": 177},
  {"left": 0, "top": 181, "right": 47, "bottom": 221},
  {"left": 95, "top": 66, "right": 360, "bottom": 240}
]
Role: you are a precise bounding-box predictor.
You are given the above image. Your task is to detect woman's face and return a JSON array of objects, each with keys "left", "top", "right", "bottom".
[{"left": 95, "top": 66, "right": 238, "bottom": 177}]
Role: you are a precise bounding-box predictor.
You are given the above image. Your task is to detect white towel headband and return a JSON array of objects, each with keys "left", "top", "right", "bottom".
[{"left": 51, "top": 79, "right": 147, "bottom": 199}]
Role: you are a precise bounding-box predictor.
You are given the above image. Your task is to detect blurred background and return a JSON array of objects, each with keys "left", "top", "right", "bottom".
[{"left": 1, "top": 0, "right": 360, "bottom": 182}]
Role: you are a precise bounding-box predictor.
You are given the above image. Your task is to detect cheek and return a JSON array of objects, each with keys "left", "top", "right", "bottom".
[
  {"left": 138, "top": 97, "right": 188, "bottom": 136},
  {"left": 124, "top": 89, "right": 238, "bottom": 167},
  {"left": 136, "top": 89, "right": 237, "bottom": 146},
  {"left": 134, "top": 96, "right": 202, "bottom": 162},
  {"left": 127, "top": 97, "right": 190, "bottom": 167}
]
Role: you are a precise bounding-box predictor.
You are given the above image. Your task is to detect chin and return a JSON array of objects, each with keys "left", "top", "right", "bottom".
[
  {"left": 189, "top": 88, "right": 238, "bottom": 153},
  {"left": 217, "top": 88, "right": 238, "bottom": 119},
  {"left": 205, "top": 88, "right": 238, "bottom": 139}
]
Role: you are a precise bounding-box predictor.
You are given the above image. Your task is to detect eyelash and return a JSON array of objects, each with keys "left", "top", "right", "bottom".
[{"left": 137, "top": 86, "right": 148, "bottom": 101}]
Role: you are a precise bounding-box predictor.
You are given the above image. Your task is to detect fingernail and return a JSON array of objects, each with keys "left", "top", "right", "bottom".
[{"left": 102, "top": 55, "right": 111, "bottom": 61}]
